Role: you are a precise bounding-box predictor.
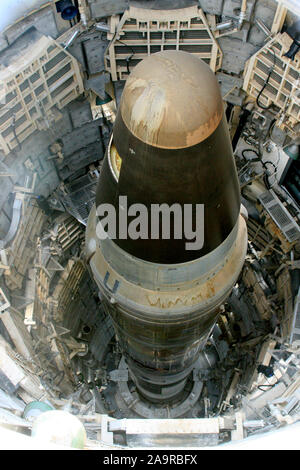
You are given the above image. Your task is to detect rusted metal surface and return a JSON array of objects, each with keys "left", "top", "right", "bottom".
[{"left": 120, "top": 50, "right": 223, "bottom": 149}]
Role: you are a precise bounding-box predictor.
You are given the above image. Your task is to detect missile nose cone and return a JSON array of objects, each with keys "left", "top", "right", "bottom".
[
  {"left": 97, "top": 50, "right": 241, "bottom": 263},
  {"left": 120, "top": 50, "right": 223, "bottom": 149}
]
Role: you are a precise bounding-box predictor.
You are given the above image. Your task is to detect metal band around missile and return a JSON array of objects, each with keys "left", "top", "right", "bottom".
[{"left": 98, "top": 213, "right": 240, "bottom": 290}]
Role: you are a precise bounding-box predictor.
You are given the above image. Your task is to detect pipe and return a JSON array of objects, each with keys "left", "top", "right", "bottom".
[
  {"left": 214, "top": 20, "right": 233, "bottom": 31},
  {"left": 78, "top": 0, "right": 88, "bottom": 29},
  {"left": 63, "top": 29, "right": 80, "bottom": 49},
  {"left": 255, "top": 18, "right": 272, "bottom": 37},
  {"left": 238, "top": 0, "right": 247, "bottom": 30},
  {"left": 95, "top": 22, "right": 110, "bottom": 33}
]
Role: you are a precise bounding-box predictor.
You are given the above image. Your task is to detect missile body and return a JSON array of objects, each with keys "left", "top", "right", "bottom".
[{"left": 86, "top": 51, "right": 247, "bottom": 404}]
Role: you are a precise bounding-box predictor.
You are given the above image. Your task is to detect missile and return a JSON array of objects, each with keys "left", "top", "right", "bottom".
[{"left": 86, "top": 50, "right": 247, "bottom": 404}]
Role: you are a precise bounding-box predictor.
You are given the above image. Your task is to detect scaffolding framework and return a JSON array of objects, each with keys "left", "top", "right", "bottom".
[
  {"left": 243, "top": 33, "right": 300, "bottom": 138},
  {"left": 105, "top": 5, "right": 222, "bottom": 81},
  {"left": 0, "top": 29, "right": 84, "bottom": 155}
]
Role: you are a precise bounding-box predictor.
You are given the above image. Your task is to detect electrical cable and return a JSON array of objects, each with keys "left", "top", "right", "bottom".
[
  {"left": 241, "top": 147, "right": 279, "bottom": 177},
  {"left": 256, "top": 47, "right": 276, "bottom": 110},
  {"left": 268, "top": 119, "right": 277, "bottom": 141},
  {"left": 264, "top": 147, "right": 281, "bottom": 189},
  {"left": 241, "top": 148, "right": 261, "bottom": 160},
  {"left": 116, "top": 39, "right": 135, "bottom": 75},
  {"left": 263, "top": 160, "right": 277, "bottom": 173},
  {"left": 116, "top": 39, "right": 135, "bottom": 55},
  {"left": 257, "top": 381, "right": 279, "bottom": 391}
]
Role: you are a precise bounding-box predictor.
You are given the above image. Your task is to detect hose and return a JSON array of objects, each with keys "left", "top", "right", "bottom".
[{"left": 256, "top": 48, "right": 276, "bottom": 110}]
